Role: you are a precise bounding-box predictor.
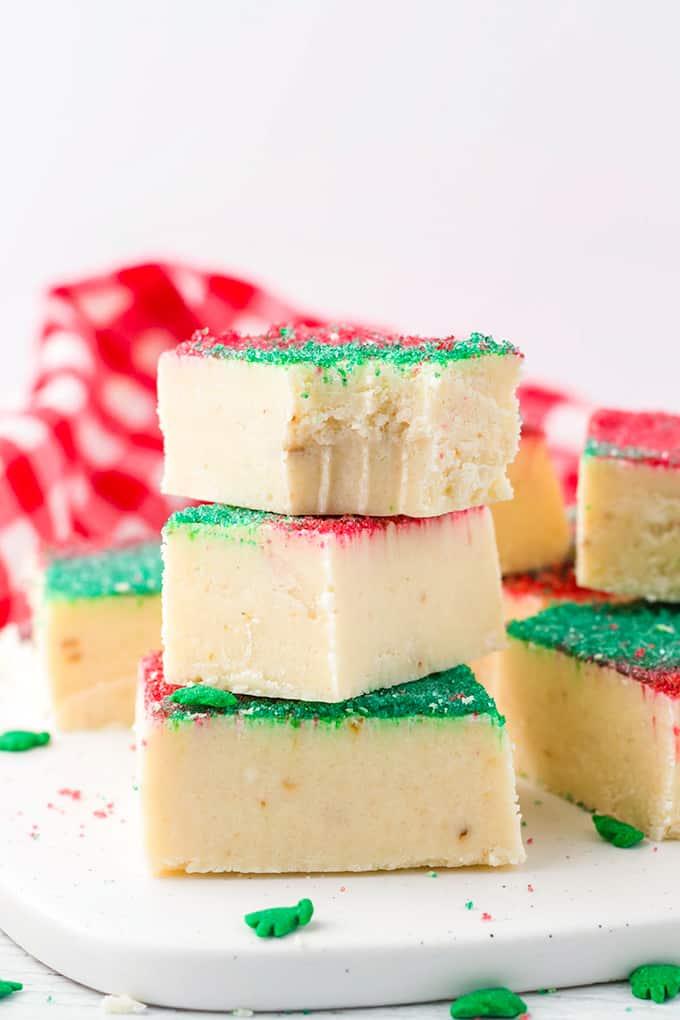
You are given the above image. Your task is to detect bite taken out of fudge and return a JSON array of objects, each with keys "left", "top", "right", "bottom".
[
  {"left": 490, "top": 423, "right": 571, "bottom": 576},
  {"left": 577, "top": 408, "right": 680, "bottom": 600},
  {"left": 38, "top": 541, "right": 162, "bottom": 729},
  {"left": 503, "top": 600, "right": 680, "bottom": 840},
  {"left": 138, "top": 652, "right": 525, "bottom": 874},
  {"left": 162, "top": 503, "right": 505, "bottom": 702},
  {"left": 158, "top": 325, "right": 522, "bottom": 517}
]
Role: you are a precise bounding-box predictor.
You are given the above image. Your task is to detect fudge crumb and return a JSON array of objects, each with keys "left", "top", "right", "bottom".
[{"left": 102, "top": 992, "right": 147, "bottom": 1014}]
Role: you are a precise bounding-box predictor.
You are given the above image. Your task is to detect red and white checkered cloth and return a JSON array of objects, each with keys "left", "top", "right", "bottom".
[{"left": 0, "top": 261, "right": 589, "bottom": 629}]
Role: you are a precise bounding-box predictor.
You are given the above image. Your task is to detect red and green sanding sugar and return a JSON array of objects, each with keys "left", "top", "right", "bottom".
[
  {"left": 164, "top": 502, "right": 482, "bottom": 545},
  {"left": 144, "top": 652, "right": 504, "bottom": 728},
  {"left": 177, "top": 324, "right": 521, "bottom": 379},
  {"left": 508, "top": 601, "right": 680, "bottom": 697},
  {"left": 584, "top": 408, "right": 680, "bottom": 470}
]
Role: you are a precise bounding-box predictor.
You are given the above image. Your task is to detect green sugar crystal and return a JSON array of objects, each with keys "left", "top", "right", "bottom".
[
  {"left": 45, "top": 541, "right": 162, "bottom": 601},
  {"left": 164, "top": 665, "right": 503, "bottom": 728},
  {"left": 508, "top": 601, "right": 680, "bottom": 678}
]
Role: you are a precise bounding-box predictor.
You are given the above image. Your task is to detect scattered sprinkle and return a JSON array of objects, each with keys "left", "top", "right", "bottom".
[
  {"left": 232, "top": 1011, "right": 254, "bottom": 1018},
  {"left": 465, "top": 901, "right": 474, "bottom": 911},
  {"left": 450, "top": 986, "right": 527, "bottom": 1017},
  {"left": 101, "top": 992, "right": 147, "bottom": 1014},
  {"left": 481, "top": 912, "right": 493, "bottom": 922},
  {"left": 527, "top": 884, "right": 534, "bottom": 893},
  {"left": 0, "top": 980, "right": 22, "bottom": 999},
  {"left": 169, "top": 685, "right": 238, "bottom": 710},
  {"left": 244, "top": 898, "right": 314, "bottom": 938},
  {"left": 0, "top": 730, "right": 50, "bottom": 752},
  {"left": 593, "top": 814, "right": 644, "bottom": 849},
  {"left": 629, "top": 964, "right": 680, "bottom": 1003},
  {"left": 428, "top": 871, "right": 438, "bottom": 878},
  {"left": 58, "top": 788, "right": 81, "bottom": 800}
]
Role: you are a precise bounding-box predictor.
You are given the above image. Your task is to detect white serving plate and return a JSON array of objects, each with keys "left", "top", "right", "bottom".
[{"left": 0, "top": 630, "right": 676, "bottom": 1012}]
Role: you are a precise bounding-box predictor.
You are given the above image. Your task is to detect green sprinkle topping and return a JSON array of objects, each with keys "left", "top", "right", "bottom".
[
  {"left": 244, "top": 898, "right": 314, "bottom": 938},
  {"left": 450, "top": 987, "right": 527, "bottom": 1018},
  {"left": 0, "top": 730, "right": 50, "bottom": 752},
  {"left": 508, "top": 601, "right": 680, "bottom": 695},
  {"left": 0, "top": 981, "right": 22, "bottom": 999},
  {"left": 183, "top": 326, "right": 519, "bottom": 377},
  {"left": 45, "top": 541, "right": 162, "bottom": 601},
  {"left": 165, "top": 504, "right": 268, "bottom": 536},
  {"left": 169, "top": 686, "right": 238, "bottom": 710},
  {"left": 593, "top": 814, "right": 644, "bottom": 848},
  {"left": 630, "top": 963, "right": 680, "bottom": 1003},
  {"left": 161, "top": 665, "right": 502, "bottom": 727}
]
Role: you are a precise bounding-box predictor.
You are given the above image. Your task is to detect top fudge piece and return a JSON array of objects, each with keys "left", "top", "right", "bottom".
[
  {"left": 577, "top": 408, "right": 680, "bottom": 600},
  {"left": 158, "top": 325, "right": 522, "bottom": 516}
]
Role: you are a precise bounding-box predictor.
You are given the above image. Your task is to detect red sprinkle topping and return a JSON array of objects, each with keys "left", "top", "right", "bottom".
[
  {"left": 504, "top": 562, "right": 611, "bottom": 604},
  {"left": 588, "top": 408, "right": 680, "bottom": 469}
]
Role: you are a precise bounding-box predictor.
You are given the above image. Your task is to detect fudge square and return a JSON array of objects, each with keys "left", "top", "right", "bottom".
[
  {"left": 158, "top": 325, "right": 522, "bottom": 517},
  {"left": 490, "top": 424, "right": 571, "bottom": 575},
  {"left": 503, "top": 601, "right": 680, "bottom": 840},
  {"left": 162, "top": 504, "right": 505, "bottom": 701},
  {"left": 138, "top": 652, "right": 525, "bottom": 874},
  {"left": 577, "top": 408, "right": 680, "bottom": 600},
  {"left": 38, "top": 541, "right": 162, "bottom": 730}
]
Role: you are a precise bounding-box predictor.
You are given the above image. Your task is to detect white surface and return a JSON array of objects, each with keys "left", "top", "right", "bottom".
[
  {"left": 2, "top": 1, "right": 680, "bottom": 409},
  {"left": 1, "top": 633, "right": 679, "bottom": 1014},
  {"left": 0, "top": 937, "right": 670, "bottom": 1020}
]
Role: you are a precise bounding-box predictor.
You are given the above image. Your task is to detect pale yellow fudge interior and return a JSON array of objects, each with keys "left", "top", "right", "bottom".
[
  {"left": 491, "top": 426, "right": 570, "bottom": 576},
  {"left": 139, "top": 654, "right": 525, "bottom": 874},
  {"left": 502, "top": 601, "right": 680, "bottom": 840},
  {"left": 40, "top": 541, "right": 162, "bottom": 730},
  {"left": 162, "top": 503, "right": 505, "bottom": 701},
  {"left": 577, "top": 454, "right": 680, "bottom": 600}
]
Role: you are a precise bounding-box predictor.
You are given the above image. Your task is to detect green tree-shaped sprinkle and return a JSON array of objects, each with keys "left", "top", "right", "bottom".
[
  {"left": 0, "top": 980, "right": 22, "bottom": 999},
  {"left": 168, "top": 686, "right": 238, "bottom": 710},
  {"left": 592, "top": 814, "right": 644, "bottom": 848},
  {"left": 0, "top": 730, "right": 50, "bottom": 752},
  {"left": 630, "top": 964, "right": 680, "bottom": 1003},
  {"left": 450, "top": 987, "right": 527, "bottom": 1018},
  {"left": 244, "top": 898, "right": 314, "bottom": 938}
]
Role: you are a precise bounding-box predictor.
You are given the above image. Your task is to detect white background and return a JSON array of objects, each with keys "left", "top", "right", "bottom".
[{"left": 1, "top": 0, "right": 679, "bottom": 410}]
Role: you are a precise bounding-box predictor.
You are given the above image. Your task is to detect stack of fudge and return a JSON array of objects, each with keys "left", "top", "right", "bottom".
[{"left": 138, "top": 325, "right": 528, "bottom": 874}]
